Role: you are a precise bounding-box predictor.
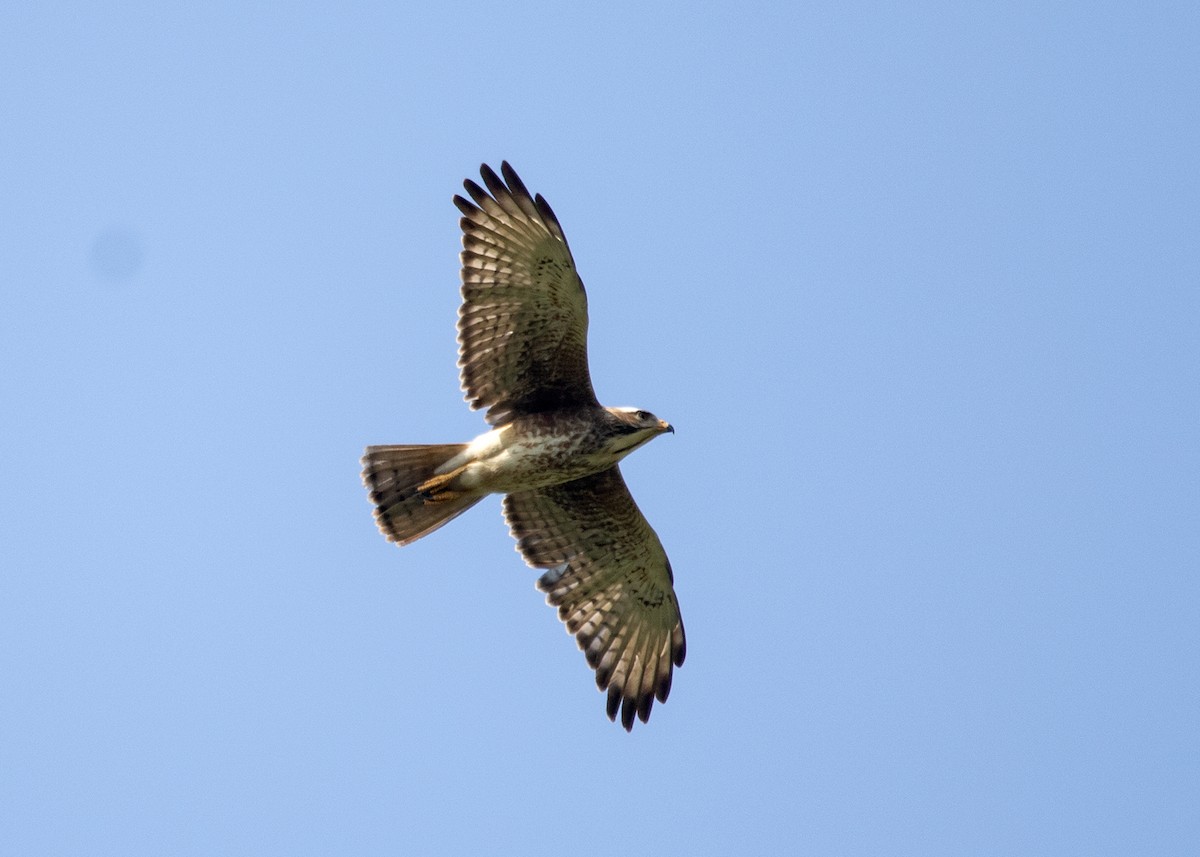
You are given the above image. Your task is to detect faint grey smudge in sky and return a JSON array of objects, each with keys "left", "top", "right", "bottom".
[{"left": 90, "top": 227, "right": 144, "bottom": 282}]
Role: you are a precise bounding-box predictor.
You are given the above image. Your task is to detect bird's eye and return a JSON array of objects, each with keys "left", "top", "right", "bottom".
[{"left": 635, "top": 410, "right": 650, "bottom": 421}]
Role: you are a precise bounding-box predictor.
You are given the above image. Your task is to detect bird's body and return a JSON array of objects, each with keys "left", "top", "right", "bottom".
[{"left": 363, "top": 163, "right": 685, "bottom": 730}]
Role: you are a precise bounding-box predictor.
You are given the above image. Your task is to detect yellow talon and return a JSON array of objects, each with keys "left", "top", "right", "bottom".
[{"left": 416, "top": 466, "right": 468, "bottom": 503}]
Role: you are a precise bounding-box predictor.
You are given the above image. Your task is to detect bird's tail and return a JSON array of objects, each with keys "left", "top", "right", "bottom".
[{"left": 362, "top": 444, "right": 484, "bottom": 546}]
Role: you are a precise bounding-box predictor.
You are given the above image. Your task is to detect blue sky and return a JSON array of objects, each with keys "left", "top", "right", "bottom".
[{"left": 2, "top": 2, "right": 1197, "bottom": 854}]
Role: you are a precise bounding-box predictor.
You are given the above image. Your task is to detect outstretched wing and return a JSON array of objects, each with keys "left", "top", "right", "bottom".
[
  {"left": 503, "top": 466, "right": 686, "bottom": 730},
  {"left": 455, "top": 162, "right": 598, "bottom": 425}
]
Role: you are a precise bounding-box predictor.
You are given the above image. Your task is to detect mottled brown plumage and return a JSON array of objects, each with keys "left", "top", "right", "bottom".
[{"left": 362, "top": 163, "right": 685, "bottom": 730}]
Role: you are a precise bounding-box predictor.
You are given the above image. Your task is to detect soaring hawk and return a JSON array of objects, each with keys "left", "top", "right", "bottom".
[{"left": 362, "top": 163, "right": 685, "bottom": 730}]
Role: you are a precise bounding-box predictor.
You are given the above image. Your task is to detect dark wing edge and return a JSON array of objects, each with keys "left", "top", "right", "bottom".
[
  {"left": 502, "top": 466, "right": 686, "bottom": 731},
  {"left": 454, "top": 162, "right": 597, "bottom": 425}
]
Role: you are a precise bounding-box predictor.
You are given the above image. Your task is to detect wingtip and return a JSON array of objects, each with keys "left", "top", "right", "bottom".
[
  {"left": 479, "top": 162, "right": 506, "bottom": 198},
  {"left": 478, "top": 161, "right": 499, "bottom": 182},
  {"left": 452, "top": 194, "right": 478, "bottom": 217},
  {"left": 500, "top": 161, "right": 530, "bottom": 199},
  {"left": 655, "top": 668, "right": 673, "bottom": 703},
  {"left": 461, "top": 177, "right": 486, "bottom": 203},
  {"left": 621, "top": 695, "right": 638, "bottom": 731},
  {"left": 636, "top": 692, "right": 654, "bottom": 724},
  {"left": 606, "top": 685, "right": 621, "bottom": 721}
]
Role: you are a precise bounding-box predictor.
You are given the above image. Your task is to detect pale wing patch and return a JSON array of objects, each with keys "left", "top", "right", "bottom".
[{"left": 502, "top": 466, "right": 686, "bottom": 730}]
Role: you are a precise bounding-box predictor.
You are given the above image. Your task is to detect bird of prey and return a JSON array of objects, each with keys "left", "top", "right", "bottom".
[{"left": 362, "top": 162, "right": 685, "bottom": 730}]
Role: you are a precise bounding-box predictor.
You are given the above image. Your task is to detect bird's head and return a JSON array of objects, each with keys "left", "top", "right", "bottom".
[{"left": 602, "top": 407, "right": 674, "bottom": 457}]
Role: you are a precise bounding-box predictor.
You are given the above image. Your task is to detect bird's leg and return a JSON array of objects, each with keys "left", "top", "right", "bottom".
[{"left": 416, "top": 466, "right": 469, "bottom": 504}]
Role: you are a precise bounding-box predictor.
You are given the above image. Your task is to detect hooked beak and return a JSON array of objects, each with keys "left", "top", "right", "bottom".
[{"left": 658, "top": 419, "right": 674, "bottom": 435}]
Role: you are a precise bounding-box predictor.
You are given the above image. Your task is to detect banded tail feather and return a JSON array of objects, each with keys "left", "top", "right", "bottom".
[{"left": 362, "top": 444, "right": 484, "bottom": 546}]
